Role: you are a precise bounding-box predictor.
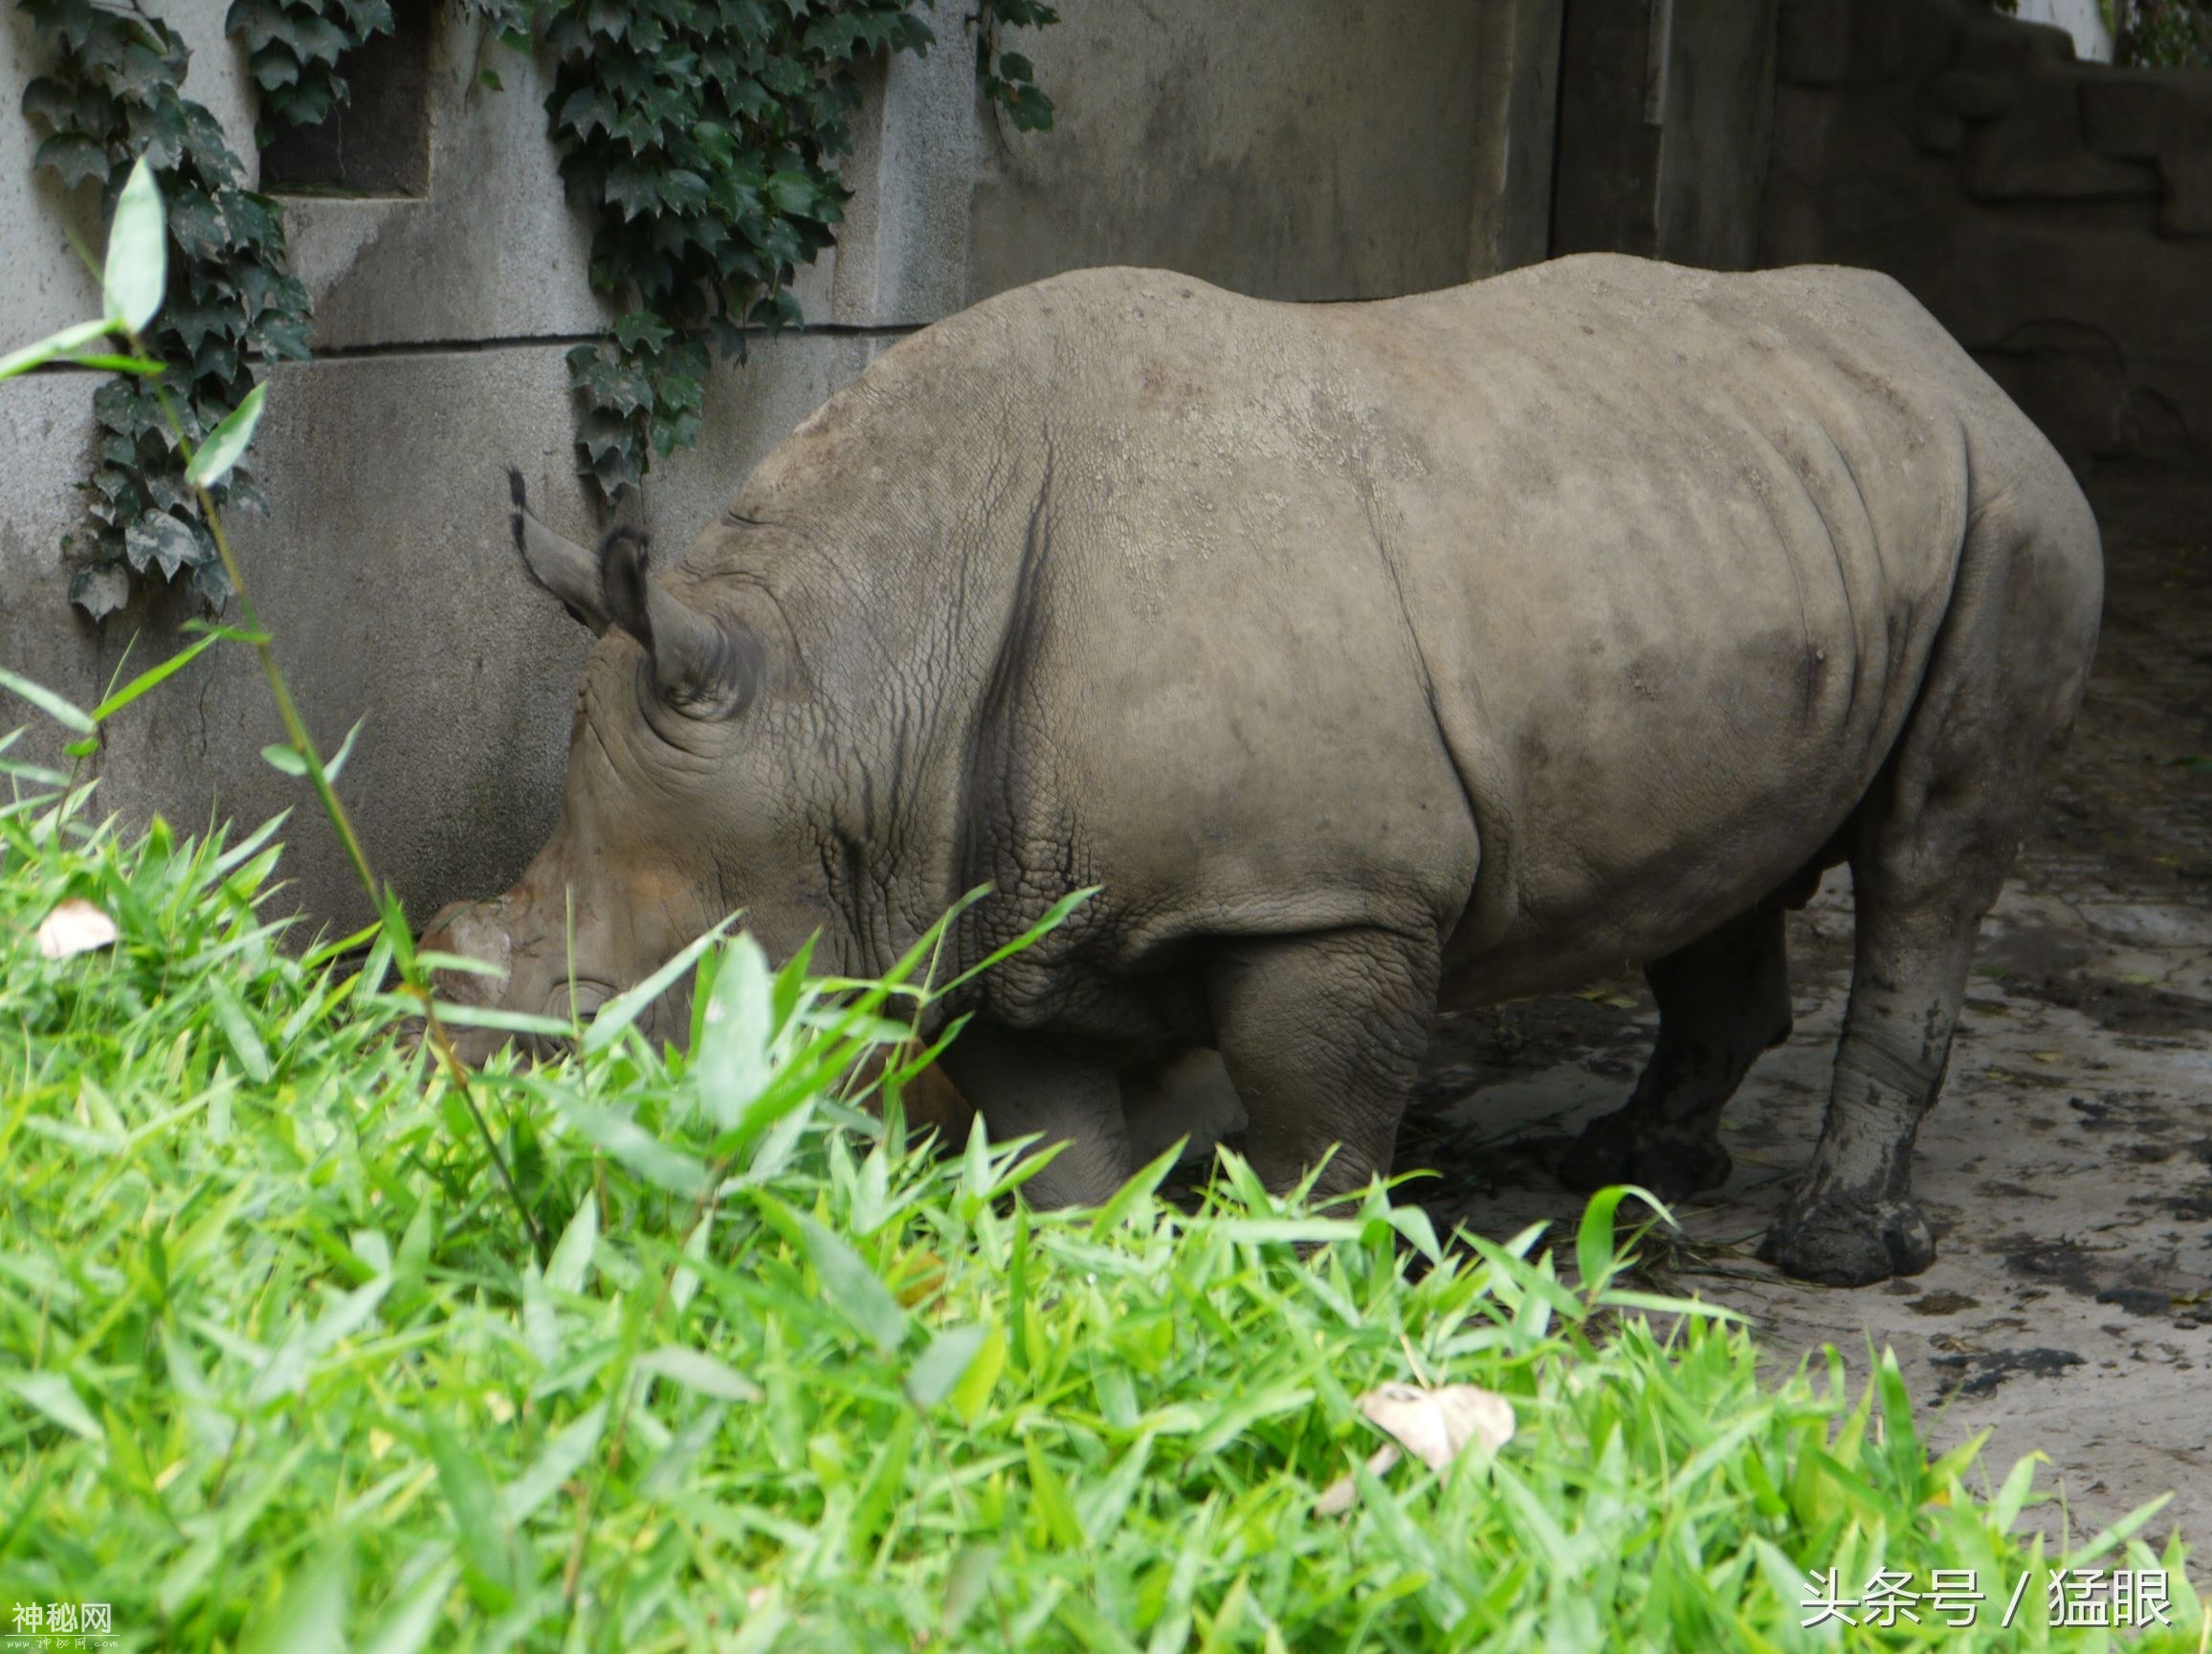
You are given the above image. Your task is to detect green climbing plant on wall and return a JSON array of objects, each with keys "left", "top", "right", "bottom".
[
  {"left": 19, "top": 0, "right": 314, "bottom": 618},
  {"left": 531, "top": 0, "right": 1058, "bottom": 507},
  {"left": 226, "top": 0, "right": 397, "bottom": 137},
  {"left": 2107, "top": 0, "right": 2212, "bottom": 66},
  {"left": 18, "top": 0, "right": 1057, "bottom": 612}
]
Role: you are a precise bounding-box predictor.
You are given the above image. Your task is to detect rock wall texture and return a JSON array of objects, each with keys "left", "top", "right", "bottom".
[
  {"left": 1761, "top": 0, "right": 2212, "bottom": 488},
  {"left": 1, "top": 0, "right": 1566, "bottom": 930}
]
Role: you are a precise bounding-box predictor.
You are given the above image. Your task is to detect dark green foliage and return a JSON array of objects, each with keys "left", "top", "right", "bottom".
[
  {"left": 17, "top": 0, "right": 1060, "bottom": 606},
  {"left": 2113, "top": 0, "right": 2212, "bottom": 66},
  {"left": 17, "top": 0, "right": 313, "bottom": 618},
  {"left": 979, "top": 0, "right": 1058, "bottom": 131},
  {"left": 226, "top": 0, "right": 399, "bottom": 137},
  {"left": 534, "top": 0, "right": 1057, "bottom": 506}
]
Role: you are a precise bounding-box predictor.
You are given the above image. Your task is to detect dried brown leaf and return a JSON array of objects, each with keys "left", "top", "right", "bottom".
[
  {"left": 1314, "top": 1381, "right": 1515, "bottom": 1517},
  {"left": 1360, "top": 1381, "right": 1515, "bottom": 1470},
  {"left": 37, "top": 897, "right": 119, "bottom": 961}
]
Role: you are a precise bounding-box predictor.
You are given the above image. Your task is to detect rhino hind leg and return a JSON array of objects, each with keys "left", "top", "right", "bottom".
[
  {"left": 1760, "top": 490, "right": 2098, "bottom": 1288},
  {"left": 1206, "top": 927, "right": 1441, "bottom": 1202},
  {"left": 1756, "top": 871, "right": 1989, "bottom": 1287},
  {"left": 1557, "top": 899, "right": 1795, "bottom": 1202}
]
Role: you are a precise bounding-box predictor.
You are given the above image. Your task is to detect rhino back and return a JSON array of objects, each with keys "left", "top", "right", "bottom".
[
  {"left": 696, "top": 262, "right": 2069, "bottom": 1008},
  {"left": 1318, "top": 255, "right": 2049, "bottom": 991}
]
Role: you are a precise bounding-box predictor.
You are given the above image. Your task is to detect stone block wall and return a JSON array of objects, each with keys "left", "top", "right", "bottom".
[
  {"left": 1762, "top": 0, "right": 2212, "bottom": 488},
  {"left": 1, "top": 0, "right": 1565, "bottom": 929}
]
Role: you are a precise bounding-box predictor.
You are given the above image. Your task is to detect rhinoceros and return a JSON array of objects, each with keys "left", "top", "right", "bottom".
[{"left": 422, "top": 254, "right": 2101, "bottom": 1286}]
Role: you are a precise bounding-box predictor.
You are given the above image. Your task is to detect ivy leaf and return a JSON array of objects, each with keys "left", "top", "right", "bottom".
[
  {"left": 190, "top": 557, "right": 232, "bottom": 608},
  {"left": 585, "top": 0, "right": 630, "bottom": 41},
  {"left": 124, "top": 511, "right": 200, "bottom": 579},
  {"left": 227, "top": 0, "right": 288, "bottom": 55},
  {"left": 124, "top": 99, "right": 189, "bottom": 169},
  {"left": 279, "top": 76, "right": 338, "bottom": 126},
  {"left": 70, "top": 562, "right": 132, "bottom": 621},
  {"left": 249, "top": 44, "right": 304, "bottom": 92},
  {"left": 104, "top": 154, "right": 167, "bottom": 331},
  {"left": 611, "top": 311, "right": 672, "bottom": 352},
  {"left": 226, "top": 470, "right": 270, "bottom": 517},
  {"left": 284, "top": 13, "right": 353, "bottom": 66},
  {"left": 165, "top": 298, "right": 232, "bottom": 356},
  {"left": 256, "top": 316, "right": 312, "bottom": 361},
  {"left": 998, "top": 82, "right": 1054, "bottom": 132},
  {"left": 651, "top": 408, "right": 700, "bottom": 456},
  {"left": 21, "top": 77, "right": 80, "bottom": 130},
  {"left": 553, "top": 82, "right": 617, "bottom": 140},
  {"left": 93, "top": 379, "right": 165, "bottom": 439},
  {"left": 658, "top": 168, "right": 709, "bottom": 212},
  {"left": 224, "top": 191, "right": 281, "bottom": 245},
  {"left": 764, "top": 169, "right": 814, "bottom": 215},
  {"left": 604, "top": 165, "right": 661, "bottom": 220},
  {"left": 656, "top": 371, "right": 703, "bottom": 415},
  {"left": 113, "top": 38, "right": 178, "bottom": 99},
  {"left": 168, "top": 189, "right": 231, "bottom": 259},
  {"left": 191, "top": 336, "right": 241, "bottom": 384},
  {"left": 33, "top": 130, "right": 109, "bottom": 190}
]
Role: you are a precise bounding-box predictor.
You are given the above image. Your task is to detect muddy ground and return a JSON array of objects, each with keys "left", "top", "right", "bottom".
[{"left": 1396, "top": 485, "right": 2212, "bottom": 1545}]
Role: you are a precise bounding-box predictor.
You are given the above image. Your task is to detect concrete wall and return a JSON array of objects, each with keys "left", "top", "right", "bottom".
[
  {"left": 964, "top": 0, "right": 1562, "bottom": 300},
  {"left": 1762, "top": 0, "right": 2212, "bottom": 490},
  {"left": 1551, "top": 0, "right": 1781, "bottom": 269},
  {"left": 2, "top": 0, "right": 1566, "bottom": 931}
]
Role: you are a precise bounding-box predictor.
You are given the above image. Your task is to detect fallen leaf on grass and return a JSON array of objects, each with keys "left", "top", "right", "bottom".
[
  {"left": 1315, "top": 1382, "right": 1515, "bottom": 1515},
  {"left": 36, "top": 897, "right": 118, "bottom": 961}
]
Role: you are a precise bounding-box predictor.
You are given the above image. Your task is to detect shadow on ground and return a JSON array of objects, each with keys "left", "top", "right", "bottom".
[{"left": 1396, "top": 485, "right": 2212, "bottom": 1544}]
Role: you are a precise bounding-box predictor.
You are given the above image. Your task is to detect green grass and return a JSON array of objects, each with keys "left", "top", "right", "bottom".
[{"left": 0, "top": 738, "right": 2202, "bottom": 1653}]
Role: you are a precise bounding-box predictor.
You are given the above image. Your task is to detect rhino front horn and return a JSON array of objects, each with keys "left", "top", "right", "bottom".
[{"left": 598, "top": 528, "right": 762, "bottom": 716}]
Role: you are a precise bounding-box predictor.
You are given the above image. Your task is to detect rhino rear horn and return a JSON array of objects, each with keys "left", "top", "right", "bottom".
[
  {"left": 599, "top": 529, "right": 762, "bottom": 717},
  {"left": 506, "top": 467, "right": 608, "bottom": 633}
]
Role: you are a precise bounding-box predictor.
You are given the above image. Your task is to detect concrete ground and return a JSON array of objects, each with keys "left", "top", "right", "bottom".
[{"left": 1401, "top": 486, "right": 2212, "bottom": 1546}]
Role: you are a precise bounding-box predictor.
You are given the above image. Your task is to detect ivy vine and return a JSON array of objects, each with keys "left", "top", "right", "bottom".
[
  {"left": 19, "top": 0, "right": 314, "bottom": 619},
  {"left": 532, "top": 0, "right": 1059, "bottom": 506},
  {"left": 19, "top": 0, "right": 1056, "bottom": 613},
  {"left": 226, "top": 0, "right": 397, "bottom": 137}
]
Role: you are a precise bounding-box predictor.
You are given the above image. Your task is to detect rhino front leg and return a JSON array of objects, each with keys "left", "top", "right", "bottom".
[
  {"left": 938, "top": 1025, "right": 1135, "bottom": 1208},
  {"left": 1206, "top": 927, "right": 1440, "bottom": 1202}
]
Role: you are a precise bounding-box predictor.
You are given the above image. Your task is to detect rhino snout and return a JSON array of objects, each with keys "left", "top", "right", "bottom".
[{"left": 419, "top": 897, "right": 516, "bottom": 1007}]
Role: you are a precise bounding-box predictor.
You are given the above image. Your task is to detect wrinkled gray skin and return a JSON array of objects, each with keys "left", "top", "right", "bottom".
[{"left": 423, "top": 255, "right": 2101, "bottom": 1287}]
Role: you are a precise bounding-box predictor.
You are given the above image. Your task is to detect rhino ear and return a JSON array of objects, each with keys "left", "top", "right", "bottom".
[
  {"left": 506, "top": 467, "right": 608, "bottom": 633},
  {"left": 599, "top": 528, "right": 763, "bottom": 717}
]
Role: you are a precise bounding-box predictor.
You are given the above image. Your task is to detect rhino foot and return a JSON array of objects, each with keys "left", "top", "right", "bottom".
[
  {"left": 1759, "top": 1193, "right": 1935, "bottom": 1287},
  {"left": 1556, "top": 1110, "right": 1733, "bottom": 1202}
]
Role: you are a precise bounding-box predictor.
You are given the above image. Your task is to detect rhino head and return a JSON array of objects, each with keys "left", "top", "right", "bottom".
[{"left": 418, "top": 470, "right": 849, "bottom": 1062}]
